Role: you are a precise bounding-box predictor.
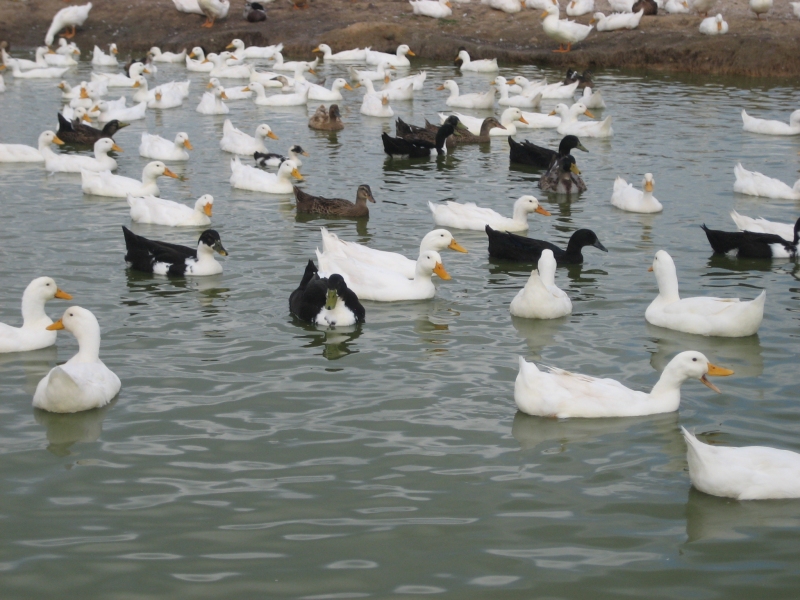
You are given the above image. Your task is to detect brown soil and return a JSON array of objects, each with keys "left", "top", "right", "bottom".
[{"left": 2, "top": 0, "right": 799, "bottom": 77}]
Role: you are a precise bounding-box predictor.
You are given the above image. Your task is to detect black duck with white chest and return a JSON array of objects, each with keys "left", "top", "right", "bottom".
[
  {"left": 486, "top": 226, "right": 607, "bottom": 265},
  {"left": 294, "top": 184, "right": 376, "bottom": 218},
  {"left": 509, "top": 135, "right": 587, "bottom": 169},
  {"left": 290, "top": 260, "right": 365, "bottom": 327},
  {"left": 701, "top": 219, "right": 800, "bottom": 259},
  {"left": 538, "top": 155, "right": 587, "bottom": 195},
  {"left": 122, "top": 227, "right": 228, "bottom": 277}
]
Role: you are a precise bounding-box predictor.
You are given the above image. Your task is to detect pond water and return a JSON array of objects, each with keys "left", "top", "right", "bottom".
[{"left": 0, "top": 54, "right": 799, "bottom": 599}]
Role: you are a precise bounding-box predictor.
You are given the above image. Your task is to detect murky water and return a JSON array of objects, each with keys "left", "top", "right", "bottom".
[{"left": 0, "top": 54, "right": 799, "bottom": 599}]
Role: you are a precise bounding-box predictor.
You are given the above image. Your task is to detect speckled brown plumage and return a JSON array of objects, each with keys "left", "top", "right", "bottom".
[{"left": 308, "top": 104, "right": 344, "bottom": 131}]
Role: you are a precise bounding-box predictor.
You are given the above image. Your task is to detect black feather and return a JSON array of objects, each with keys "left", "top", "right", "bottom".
[{"left": 486, "top": 226, "right": 607, "bottom": 265}]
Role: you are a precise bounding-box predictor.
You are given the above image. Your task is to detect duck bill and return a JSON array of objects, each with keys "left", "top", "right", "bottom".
[
  {"left": 541, "top": 10, "right": 549, "bottom": 18},
  {"left": 132, "top": 80, "right": 141, "bottom": 88},
  {"left": 203, "top": 203, "right": 213, "bottom": 217},
  {"left": 300, "top": 150, "right": 310, "bottom": 157},
  {"left": 312, "top": 46, "right": 321, "bottom": 53},
  {"left": 241, "top": 86, "right": 251, "bottom": 92},
  {"left": 381, "top": 96, "right": 389, "bottom": 105},
  {"left": 183, "top": 140, "right": 193, "bottom": 151},
  {"left": 353, "top": 82, "right": 362, "bottom": 89},
  {"left": 163, "top": 168, "right": 180, "bottom": 179},
  {"left": 81, "top": 114, "right": 92, "bottom": 123},
  {"left": 267, "top": 131, "right": 279, "bottom": 140},
  {"left": 54, "top": 289, "right": 72, "bottom": 300},
  {"left": 291, "top": 168, "right": 304, "bottom": 180},
  {"left": 341, "top": 83, "right": 353, "bottom": 92},
  {"left": 53, "top": 136, "right": 65, "bottom": 145},
  {"left": 594, "top": 240, "right": 608, "bottom": 252},
  {"left": 117, "top": 121, "right": 130, "bottom": 129},
  {"left": 46, "top": 319, "right": 64, "bottom": 331},
  {"left": 206, "top": 82, "right": 215, "bottom": 89},
  {"left": 548, "top": 110, "right": 556, "bottom": 116},
  {"left": 570, "top": 163, "right": 581, "bottom": 175},
  {"left": 448, "top": 239, "right": 468, "bottom": 253},
  {"left": 325, "top": 289, "right": 338, "bottom": 310},
  {"left": 584, "top": 109, "right": 596, "bottom": 118},
  {"left": 433, "top": 262, "right": 451, "bottom": 280},
  {"left": 80, "top": 89, "right": 90, "bottom": 99},
  {"left": 644, "top": 181, "right": 654, "bottom": 192},
  {"left": 535, "top": 206, "right": 551, "bottom": 216},
  {"left": 111, "top": 143, "right": 124, "bottom": 152},
  {"left": 220, "top": 91, "right": 229, "bottom": 100},
  {"left": 213, "top": 241, "right": 228, "bottom": 256},
  {"left": 226, "top": 43, "right": 236, "bottom": 50},
  {"left": 436, "top": 85, "right": 446, "bottom": 91},
  {"left": 576, "top": 142, "right": 588, "bottom": 152},
  {"left": 518, "top": 116, "right": 529, "bottom": 125},
  {"left": 647, "top": 266, "right": 654, "bottom": 272},
  {"left": 189, "top": 52, "right": 196, "bottom": 58},
  {"left": 307, "top": 68, "right": 317, "bottom": 75},
  {"left": 407, "top": 50, "right": 416, "bottom": 56},
  {"left": 705, "top": 363, "right": 734, "bottom": 380}
]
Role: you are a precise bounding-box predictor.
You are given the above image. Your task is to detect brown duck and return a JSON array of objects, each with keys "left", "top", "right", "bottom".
[
  {"left": 308, "top": 104, "right": 344, "bottom": 131},
  {"left": 294, "top": 184, "right": 375, "bottom": 218},
  {"left": 424, "top": 117, "right": 505, "bottom": 144}
]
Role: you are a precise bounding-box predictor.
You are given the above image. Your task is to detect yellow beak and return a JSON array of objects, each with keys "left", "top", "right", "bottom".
[
  {"left": 448, "top": 239, "right": 468, "bottom": 253},
  {"left": 54, "top": 289, "right": 72, "bottom": 300},
  {"left": 206, "top": 81, "right": 214, "bottom": 89},
  {"left": 407, "top": 50, "right": 416, "bottom": 56},
  {"left": 535, "top": 206, "right": 551, "bottom": 216},
  {"left": 163, "top": 168, "right": 180, "bottom": 179},
  {"left": 541, "top": 10, "right": 549, "bottom": 18},
  {"left": 220, "top": 91, "right": 229, "bottom": 100},
  {"left": 241, "top": 86, "right": 251, "bottom": 92},
  {"left": 132, "top": 81, "right": 141, "bottom": 88},
  {"left": 433, "top": 262, "right": 451, "bottom": 280},
  {"left": 312, "top": 46, "right": 320, "bottom": 53},
  {"left": 46, "top": 319, "right": 65, "bottom": 331},
  {"left": 584, "top": 109, "right": 595, "bottom": 118},
  {"left": 203, "top": 203, "right": 213, "bottom": 217},
  {"left": 226, "top": 43, "right": 236, "bottom": 50},
  {"left": 343, "top": 83, "right": 354, "bottom": 91},
  {"left": 700, "top": 363, "right": 734, "bottom": 393},
  {"left": 183, "top": 140, "right": 193, "bottom": 150},
  {"left": 518, "top": 115, "right": 529, "bottom": 125},
  {"left": 644, "top": 181, "right": 654, "bottom": 192},
  {"left": 267, "top": 131, "right": 279, "bottom": 140},
  {"left": 291, "top": 168, "right": 304, "bottom": 180},
  {"left": 53, "top": 136, "right": 65, "bottom": 145},
  {"left": 111, "top": 143, "right": 124, "bottom": 153}
]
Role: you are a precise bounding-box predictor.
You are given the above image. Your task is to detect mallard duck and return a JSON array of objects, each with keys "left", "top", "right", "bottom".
[
  {"left": 123, "top": 226, "right": 227, "bottom": 276},
  {"left": 539, "top": 155, "right": 587, "bottom": 195},
  {"left": 682, "top": 427, "right": 800, "bottom": 500},
  {"left": 220, "top": 119, "right": 278, "bottom": 155},
  {"left": 0, "top": 277, "right": 72, "bottom": 353},
  {"left": 255, "top": 145, "right": 308, "bottom": 167},
  {"left": 45, "top": 2, "right": 92, "bottom": 46},
  {"left": 7, "top": 61, "right": 68, "bottom": 79},
  {"left": 128, "top": 194, "right": 213, "bottom": 227},
  {"left": 82, "top": 161, "right": 180, "bottom": 197},
  {"left": 382, "top": 115, "right": 462, "bottom": 157},
  {"left": 0, "top": 130, "right": 63, "bottom": 163},
  {"left": 308, "top": 104, "right": 344, "bottom": 131},
  {"left": 509, "top": 250, "right": 572, "bottom": 319},
  {"left": 749, "top": 0, "right": 771, "bottom": 19},
  {"left": 611, "top": 173, "right": 662, "bottom": 213},
  {"left": 196, "top": 85, "right": 230, "bottom": 114},
  {"left": 91, "top": 44, "right": 118, "bottom": 67},
  {"left": 198, "top": 0, "right": 230, "bottom": 26},
  {"left": 226, "top": 39, "right": 283, "bottom": 59},
  {"left": 32, "top": 306, "right": 120, "bottom": 413},
  {"left": 733, "top": 163, "right": 800, "bottom": 199},
  {"left": 149, "top": 47, "right": 187, "bottom": 63},
  {"left": 316, "top": 250, "right": 450, "bottom": 302},
  {"left": 320, "top": 227, "right": 466, "bottom": 279},
  {"left": 646, "top": 250, "right": 765, "bottom": 337},
  {"left": 699, "top": 13, "right": 727, "bottom": 33},
  {"left": 481, "top": 0, "right": 523, "bottom": 13},
  {"left": 741, "top": 109, "right": 800, "bottom": 135},
  {"left": 423, "top": 116, "right": 505, "bottom": 145},
  {"left": 509, "top": 135, "right": 587, "bottom": 168},
  {"left": 56, "top": 113, "right": 126, "bottom": 147},
  {"left": 139, "top": 132, "right": 192, "bottom": 161},
  {"left": 366, "top": 45, "right": 415, "bottom": 68},
  {"left": 701, "top": 219, "right": 800, "bottom": 259},
  {"left": 563, "top": 68, "right": 594, "bottom": 88},
  {"left": 551, "top": 102, "right": 613, "bottom": 137},
  {"left": 455, "top": 49, "right": 499, "bottom": 72},
  {"left": 430, "top": 196, "right": 550, "bottom": 232},
  {"left": 295, "top": 185, "right": 375, "bottom": 218},
  {"left": 92, "top": 99, "right": 147, "bottom": 123},
  {"left": 437, "top": 80, "right": 495, "bottom": 110},
  {"left": 730, "top": 211, "right": 797, "bottom": 242},
  {"left": 230, "top": 157, "right": 302, "bottom": 194},
  {"left": 45, "top": 137, "right": 121, "bottom": 173},
  {"left": 665, "top": 0, "right": 690, "bottom": 12},
  {"left": 308, "top": 78, "right": 354, "bottom": 102},
  {"left": 515, "top": 351, "right": 733, "bottom": 418},
  {"left": 541, "top": 0, "right": 593, "bottom": 53},
  {"left": 442, "top": 108, "right": 527, "bottom": 136},
  {"left": 244, "top": 1, "right": 267, "bottom": 21},
  {"left": 312, "top": 43, "right": 367, "bottom": 63},
  {"left": 486, "top": 227, "right": 607, "bottom": 264},
  {"left": 290, "top": 261, "right": 365, "bottom": 327},
  {"left": 566, "top": 0, "right": 594, "bottom": 15},
  {"left": 591, "top": 10, "right": 644, "bottom": 30}
]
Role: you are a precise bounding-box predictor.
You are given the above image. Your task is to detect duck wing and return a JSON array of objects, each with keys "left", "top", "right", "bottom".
[
  {"left": 381, "top": 132, "right": 433, "bottom": 157},
  {"left": 290, "top": 260, "right": 328, "bottom": 321},
  {"left": 486, "top": 225, "right": 561, "bottom": 262},
  {"left": 294, "top": 186, "right": 359, "bottom": 216},
  {"left": 701, "top": 225, "right": 791, "bottom": 258},
  {"left": 509, "top": 136, "right": 556, "bottom": 168},
  {"left": 122, "top": 226, "right": 196, "bottom": 272}
]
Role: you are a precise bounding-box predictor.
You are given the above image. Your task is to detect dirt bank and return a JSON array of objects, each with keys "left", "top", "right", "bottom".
[{"left": 2, "top": 0, "right": 799, "bottom": 78}]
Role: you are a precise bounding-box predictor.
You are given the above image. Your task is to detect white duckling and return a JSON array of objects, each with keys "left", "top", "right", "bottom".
[
  {"left": 730, "top": 211, "right": 797, "bottom": 242},
  {"left": 455, "top": 49, "right": 499, "bottom": 72},
  {"left": 139, "top": 132, "right": 193, "bottom": 161},
  {"left": 271, "top": 52, "right": 319, "bottom": 73},
  {"left": 749, "top": 0, "right": 771, "bottom": 19},
  {"left": 91, "top": 43, "right": 118, "bottom": 67},
  {"left": 229, "top": 157, "right": 303, "bottom": 194},
  {"left": 320, "top": 228, "right": 467, "bottom": 279},
  {"left": 226, "top": 39, "right": 284, "bottom": 60},
  {"left": 149, "top": 46, "right": 187, "bottom": 63},
  {"left": 198, "top": 0, "right": 231, "bottom": 27},
  {"left": 481, "top": 0, "right": 523, "bottom": 13},
  {"left": 186, "top": 48, "right": 214, "bottom": 72},
  {"left": 0, "top": 131, "right": 63, "bottom": 163},
  {"left": 566, "top": 0, "right": 594, "bottom": 16},
  {"left": 312, "top": 43, "right": 367, "bottom": 62},
  {"left": 81, "top": 161, "right": 180, "bottom": 197},
  {"left": 32, "top": 306, "right": 120, "bottom": 414},
  {"left": 699, "top": 13, "right": 728, "bottom": 34},
  {"left": 541, "top": 0, "right": 593, "bottom": 53},
  {"left": 509, "top": 250, "right": 572, "bottom": 319},
  {"left": 443, "top": 108, "right": 529, "bottom": 135},
  {"left": 128, "top": 194, "right": 213, "bottom": 227},
  {"left": 646, "top": 250, "right": 765, "bottom": 337},
  {"left": 220, "top": 120, "right": 278, "bottom": 155},
  {"left": 438, "top": 80, "right": 495, "bottom": 110},
  {"left": 350, "top": 62, "right": 394, "bottom": 82},
  {"left": 0, "top": 277, "right": 73, "bottom": 353},
  {"left": 308, "top": 78, "right": 355, "bottom": 102},
  {"left": 196, "top": 86, "right": 230, "bottom": 115},
  {"left": 429, "top": 195, "right": 550, "bottom": 232},
  {"left": 665, "top": 0, "right": 690, "bottom": 13},
  {"left": 205, "top": 52, "right": 250, "bottom": 79},
  {"left": 682, "top": 427, "right": 800, "bottom": 500},
  {"left": 591, "top": 10, "right": 643, "bottom": 31},
  {"left": 7, "top": 60, "right": 68, "bottom": 79},
  {"left": 515, "top": 351, "right": 734, "bottom": 418},
  {"left": 611, "top": 173, "right": 662, "bottom": 213},
  {"left": 208, "top": 78, "right": 252, "bottom": 100},
  {"left": 366, "top": 45, "right": 415, "bottom": 67},
  {"left": 741, "top": 109, "right": 800, "bottom": 136},
  {"left": 360, "top": 89, "right": 394, "bottom": 118},
  {"left": 580, "top": 86, "right": 606, "bottom": 109},
  {"left": 93, "top": 98, "right": 146, "bottom": 123},
  {"left": 45, "top": 137, "right": 121, "bottom": 173},
  {"left": 254, "top": 81, "right": 310, "bottom": 106},
  {"left": 553, "top": 102, "right": 613, "bottom": 137},
  {"left": 44, "top": 2, "right": 93, "bottom": 47},
  {"left": 733, "top": 163, "right": 800, "bottom": 200},
  {"left": 410, "top": 0, "right": 454, "bottom": 17},
  {"left": 317, "top": 250, "right": 451, "bottom": 302}
]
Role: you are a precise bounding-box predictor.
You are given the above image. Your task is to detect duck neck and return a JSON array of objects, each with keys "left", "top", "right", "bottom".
[
  {"left": 512, "top": 203, "right": 530, "bottom": 224},
  {"left": 196, "top": 244, "right": 218, "bottom": 267},
  {"left": 72, "top": 321, "right": 102, "bottom": 363},
  {"left": 361, "top": 79, "right": 376, "bottom": 94},
  {"left": 648, "top": 363, "right": 688, "bottom": 412},
  {"left": 39, "top": 141, "right": 57, "bottom": 160},
  {"left": 655, "top": 263, "right": 680, "bottom": 303},
  {"left": 447, "top": 84, "right": 459, "bottom": 102},
  {"left": 20, "top": 291, "right": 50, "bottom": 328},
  {"left": 413, "top": 264, "right": 433, "bottom": 284}
]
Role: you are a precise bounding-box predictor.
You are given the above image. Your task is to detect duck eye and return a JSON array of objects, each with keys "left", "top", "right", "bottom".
[{"left": 692, "top": 358, "right": 697, "bottom": 362}]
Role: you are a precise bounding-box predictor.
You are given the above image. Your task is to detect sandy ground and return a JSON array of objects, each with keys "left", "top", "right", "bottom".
[{"left": 1, "top": 0, "right": 799, "bottom": 77}]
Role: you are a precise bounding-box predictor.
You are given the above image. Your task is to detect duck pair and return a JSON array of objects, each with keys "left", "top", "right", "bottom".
[{"left": 509, "top": 135, "right": 588, "bottom": 195}]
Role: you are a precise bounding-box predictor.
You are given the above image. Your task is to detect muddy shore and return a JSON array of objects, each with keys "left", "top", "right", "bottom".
[{"left": 2, "top": 0, "right": 799, "bottom": 78}]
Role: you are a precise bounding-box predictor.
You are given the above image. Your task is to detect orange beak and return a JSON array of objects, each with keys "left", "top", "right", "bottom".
[
  {"left": 163, "top": 168, "right": 180, "bottom": 179},
  {"left": 343, "top": 83, "right": 354, "bottom": 91},
  {"left": 267, "top": 131, "right": 279, "bottom": 140},
  {"left": 647, "top": 266, "right": 654, "bottom": 272},
  {"left": 291, "top": 168, "right": 303, "bottom": 180},
  {"left": 241, "top": 86, "right": 251, "bottom": 92},
  {"left": 436, "top": 84, "right": 446, "bottom": 91},
  {"left": 407, "top": 50, "right": 416, "bottom": 56},
  {"left": 644, "top": 180, "right": 654, "bottom": 192},
  {"left": 220, "top": 91, "right": 229, "bottom": 100},
  {"left": 518, "top": 115, "right": 529, "bottom": 125},
  {"left": 312, "top": 46, "right": 320, "bottom": 53},
  {"left": 206, "top": 81, "right": 215, "bottom": 89},
  {"left": 584, "top": 109, "right": 595, "bottom": 118},
  {"left": 111, "top": 143, "right": 123, "bottom": 152},
  {"left": 54, "top": 289, "right": 72, "bottom": 300},
  {"left": 53, "top": 136, "right": 65, "bottom": 145},
  {"left": 183, "top": 140, "right": 193, "bottom": 150},
  {"left": 535, "top": 206, "right": 551, "bottom": 216},
  {"left": 448, "top": 239, "right": 467, "bottom": 253},
  {"left": 132, "top": 80, "right": 141, "bottom": 88},
  {"left": 541, "top": 10, "right": 549, "bottom": 18},
  {"left": 203, "top": 203, "right": 213, "bottom": 217},
  {"left": 80, "top": 88, "right": 89, "bottom": 99},
  {"left": 433, "top": 262, "right": 451, "bottom": 280},
  {"left": 46, "top": 319, "right": 65, "bottom": 331},
  {"left": 700, "top": 363, "right": 734, "bottom": 393}
]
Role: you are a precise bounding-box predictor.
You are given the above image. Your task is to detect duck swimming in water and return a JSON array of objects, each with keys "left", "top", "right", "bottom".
[
  {"left": 290, "top": 260, "right": 365, "bottom": 327},
  {"left": 122, "top": 227, "right": 228, "bottom": 276},
  {"left": 538, "top": 155, "right": 587, "bottom": 195},
  {"left": 509, "top": 134, "right": 587, "bottom": 169}
]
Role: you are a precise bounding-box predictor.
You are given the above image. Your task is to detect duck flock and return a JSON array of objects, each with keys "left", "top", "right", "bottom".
[{"left": 0, "top": 1, "right": 799, "bottom": 504}]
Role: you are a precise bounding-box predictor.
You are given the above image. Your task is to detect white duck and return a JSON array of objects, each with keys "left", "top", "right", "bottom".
[
  {"left": 665, "top": 0, "right": 690, "bottom": 13},
  {"left": 93, "top": 99, "right": 146, "bottom": 123},
  {"left": 312, "top": 43, "right": 367, "bottom": 62},
  {"left": 320, "top": 228, "right": 467, "bottom": 279},
  {"left": 360, "top": 89, "right": 394, "bottom": 118},
  {"left": 410, "top": 0, "right": 453, "bottom": 16},
  {"left": 592, "top": 10, "right": 643, "bottom": 31},
  {"left": 253, "top": 81, "right": 310, "bottom": 106},
  {"left": 541, "top": 1, "right": 593, "bottom": 53},
  {"left": 481, "top": 0, "right": 523, "bottom": 13},
  {"left": 383, "top": 71, "right": 426, "bottom": 93},
  {"left": 429, "top": 195, "right": 550, "bottom": 232},
  {"left": 82, "top": 161, "right": 180, "bottom": 197},
  {"left": 139, "top": 132, "right": 193, "bottom": 161},
  {"left": 733, "top": 163, "right": 800, "bottom": 200},
  {"left": 208, "top": 78, "right": 252, "bottom": 100},
  {"left": 220, "top": 120, "right": 278, "bottom": 155},
  {"left": 308, "top": 78, "right": 354, "bottom": 102},
  {"left": 55, "top": 38, "right": 81, "bottom": 57},
  {"left": 149, "top": 47, "right": 187, "bottom": 63},
  {"left": 438, "top": 80, "right": 495, "bottom": 109},
  {"left": 147, "top": 87, "right": 185, "bottom": 110},
  {"left": 366, "top": 45, "right": 415, "bottom": 67},
  {"left": 44, "top": 46, "right": 79, "bottom": 67},
  {"left": 730, "top": 211, "right": 797, "bottom": 242},
  {"left": 607, "top": 0, "right": 635, "bottom": 10},
  {"left": 699, "top": 13, "right": 728, "bottom": 34},
  {"left": 45, "top": 2, "right": 93, "bottom": 47},
  {"left": 271, "top": 52, "right": 319, "bottom": 73},
  {"left": 229, "top": 157, "right": 302, "bottom": 194},
  {"left": 0, "top": 73, "right": 4, "bottom": 93},
  {"left": 553, "top": 102, "right": 613, "bottom": 137},
  {"left": 91, "top": 44, "right": 118, "bottom": 67},
  {"left": 186, "top": 48, "right": 214, "bottom": 72},
  {"left": 455, "top": 49, "right": 499, "bottom": 72},
  {"left": 749, "top": 0, "right": 771, "bottom": 19},
  {"left": 350, "top": 62, "right": 394, "bottom": 82},
  {"left": 516, "top": 109, "right": 561, "bottom": 129},
  {"left": 495, "top": 78, "right": 542, "bottom": 108},
  {"left": 580, "top": 86, "right": 606, "bottom": 109},
  {"left": 514, "top": 351, "right": 733, "bottom": 418},
  {"left": 7, "top": 61, "right": 68, "bottom": 79},
  {"left": 32, "top": 306, "right": 120, "bottom": 414},
  {"left": 611, "top": 173, "right": 662, "bottom": 213},
  {"left": 443, "top": 108, "right": 529, "bottom": 135},
  {"left": 646, "top": 250, "right": 765, "bottom": 337},
  {"left": 204, "top": 52, "right": 250, "bottom": 79},
  {"left": 0, "top": 277, "right": 72, "bottom": 353},
  {"left": 682, "top": 427, "right": 800, "bottom": 500},
  {"left": 509, "top": 250, "right": 572, "bottom": 319},
  {"left": 173, "top": 0, "right": 204, "bottom": 13},
  {"left": 741, "top": 109, "right": 800, "bottom": 136},
  {"left": 317, "top": 250, "right": 451, "bottom": 302},
  {"left": 2, "top": 47, "right": 47, "bottom": 70},
  {"left": 226, "top": 39, "right": 284, "bottom": 59},
  {"left": 566, "top": 0, "right": 594, "bottom": 16},
  {"left": 196, "top": 86, "right": 230, "bottom": 114},
  {"left": 45, "top": 137, "right": 121, "bottom": 173},
  {"left": 198, "top": 0, "right": 231, "bottom": 27},
  {"left": 792, "top": 1, "right": 800, "bottom": 17},
  {"left": 91, "top": 62, "right": 148, "bottom": 87},
  {"left": 0, "top": 131, "right": 63, "bottom": 163},
  {"left": 128, "top": 194, "right": 213, "bottom": 227}
]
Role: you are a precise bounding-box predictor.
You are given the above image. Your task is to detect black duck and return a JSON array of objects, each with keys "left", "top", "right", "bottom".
[
  {"left": 290, "top": 260, "right": 365, "bottom": 327},
  {"left": 486, "top": 226, "right": 607, "bottom": 264}
]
